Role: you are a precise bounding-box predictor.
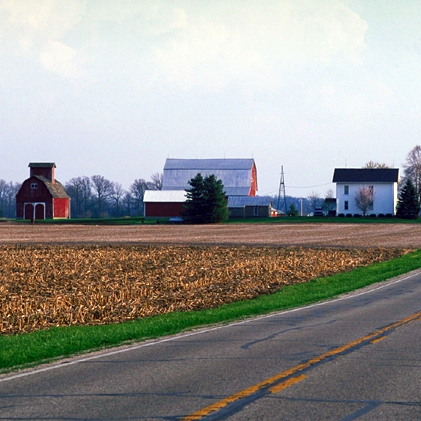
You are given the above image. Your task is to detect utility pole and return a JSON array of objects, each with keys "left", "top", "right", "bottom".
[{"left": 277, "top": 166, "right": 287, "bottom": 215}]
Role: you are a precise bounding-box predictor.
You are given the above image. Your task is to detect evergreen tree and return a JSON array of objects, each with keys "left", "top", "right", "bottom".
[
  {"left": 396, "top": 178, "right": 420, "bottom": 219},
  {"left": 287, "top": 203, "right": 299, "bottom": 217},
  {"left": 183, "top": 173, "right": 229, "bottom": 223}
]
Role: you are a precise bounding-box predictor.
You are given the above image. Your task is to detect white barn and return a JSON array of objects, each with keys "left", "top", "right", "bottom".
[{"left": 333, "top": 168, "right": 400, "bottom": 216}]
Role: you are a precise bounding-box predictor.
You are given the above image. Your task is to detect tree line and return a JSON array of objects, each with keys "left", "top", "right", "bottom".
[
  {"left": 0, "top": 181, "right": 21, "bottom": 218},
  {"left": 64, "top": 173, "right": 163, "bottom": 218}
]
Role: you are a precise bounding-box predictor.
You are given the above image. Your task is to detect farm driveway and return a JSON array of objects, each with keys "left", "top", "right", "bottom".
[{"left": 0, "top": 223, "right": 420, "bottom": 248}]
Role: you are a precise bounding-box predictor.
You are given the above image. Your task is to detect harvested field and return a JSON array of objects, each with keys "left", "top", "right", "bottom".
[
  {"left": 0, "top": 244, "right": 406, "bottom": 335},
  {"left": 1, "top": 222, "right": 421, "bottom": 248}
]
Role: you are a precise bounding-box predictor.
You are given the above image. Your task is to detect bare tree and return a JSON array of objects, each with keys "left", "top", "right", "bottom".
[
  {"left": 111, "top": 182, "right": 125, "bottom": 217},
  {"left": 403, "top": 145, "right": 421, "bottom": 201},
  {"left": 364, "top": 161, "right": 389, "bottom": 169},
  {"left": 65, "top": 176, "right": 93, "bottom": 218},
  {"left": 65, "top": 177, "right": 84, "bottom": 217},
  {"left": 123, "top": 191, "right": 134, "bottom": 216},
  {"left": 80, "top": 176, "right": 92, "bottom": 217},
  {"left": 130, "top": 179, "right": 148, "bottom": 215},
  {"left": 148, "top": 173, "right": 163, "bottom": 190},
  {"left": 91, "top": 175, "right": 114, "bottom": 217},
  {"left": 0, "top": 180, "right": 20, "bottom": 218},
  {"left": 354, "top": 186, "right": 374, "bottom": 216},
  {"left": 307, "top": 191, "right": 322, "bottom": 212},
  {"left": 323, "top": 189, "right": 336, "bottom": 215}
]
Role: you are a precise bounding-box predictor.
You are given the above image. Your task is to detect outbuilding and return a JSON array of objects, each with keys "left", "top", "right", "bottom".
[
  {"left": 143, "top": 190, "right": 187, "bottom": 218},
  {"left": 16, "top": 163, "right": 70, "bottom": 220},
  {"left": 228, "top": 196, "right": 272, "bottom": 218}
]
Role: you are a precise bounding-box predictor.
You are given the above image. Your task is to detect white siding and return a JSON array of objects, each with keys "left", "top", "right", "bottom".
[{"left": 336, "top": 182, "right": 398, "bottom": 215}]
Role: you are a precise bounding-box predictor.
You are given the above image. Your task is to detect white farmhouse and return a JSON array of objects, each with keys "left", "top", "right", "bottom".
[{"left": 333, "top": 168, "right": 400, "bottom": 216}]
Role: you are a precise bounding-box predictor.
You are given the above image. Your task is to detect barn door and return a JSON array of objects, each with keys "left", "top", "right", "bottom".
[
  {"left": 24, "top": 204, "right": 34, "bottom": 220},
  {"left": 35, "top": 204, "right": 45, "bottom": 220}
]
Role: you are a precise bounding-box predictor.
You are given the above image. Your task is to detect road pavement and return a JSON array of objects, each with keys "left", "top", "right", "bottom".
[{"left": 1, "top": 271, "right": 421, "bottom": 420}]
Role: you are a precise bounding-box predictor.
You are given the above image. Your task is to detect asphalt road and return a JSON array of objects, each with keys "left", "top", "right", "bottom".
[{"left": 1, "top": 271, "right": 421, "bottom": 420}]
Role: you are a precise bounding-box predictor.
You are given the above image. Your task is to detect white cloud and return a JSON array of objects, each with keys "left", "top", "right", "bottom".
[
  {"left": 40, "top": 41, "right": 79, "bottom": 78},
  {"left": 0, "top": 0, "right": 85, "bottom": 78},
  {"left": 137, "top": 0, "right": 368, "bottom": 93},
  {"left": 0, "top": 1, "right": 368, "bottom": 89}
]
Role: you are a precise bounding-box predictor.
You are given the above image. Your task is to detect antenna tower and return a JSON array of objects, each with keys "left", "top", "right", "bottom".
[{"left": 277, "top": 166, "right": 287, "bottom": 214}]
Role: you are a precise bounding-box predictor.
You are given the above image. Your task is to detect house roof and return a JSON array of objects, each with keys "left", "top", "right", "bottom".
[
  {"left": 29, "top": 162, "right": 56, "bottom": 168},
  {"left": 143, "top": 190, "right": 187, "bottom": 203},
  {"left": 332, "top": 168, "right": 399, "bottom": 183},
  {"left": 162, "top": 158, "right": 256, "bottom": 196},
  {"left": 228, "top": 196, "right": 272, "bottom": 208},
  {"left": 35, "top": 176, "right": 69, "bottom": 198}
]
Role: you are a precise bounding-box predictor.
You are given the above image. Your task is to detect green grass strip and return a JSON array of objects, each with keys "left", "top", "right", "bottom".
[{"left": 2, "top": 249, "right": 421, "bottom": 373}]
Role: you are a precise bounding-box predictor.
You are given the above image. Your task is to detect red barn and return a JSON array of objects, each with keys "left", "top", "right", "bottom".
[
  {"left": 16, "top": 163, "right": 70, "bottom": 220},
  {"left": 143, "top": 190, "right": 187, "bottom": 218}
]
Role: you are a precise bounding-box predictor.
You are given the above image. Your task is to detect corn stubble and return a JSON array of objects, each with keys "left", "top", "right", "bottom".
[{"left": 0, "top": 245, "right": 404, "bottom": 335}]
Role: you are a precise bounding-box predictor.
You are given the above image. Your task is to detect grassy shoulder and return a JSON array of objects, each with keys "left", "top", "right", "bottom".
[{"left": 2, "top": 248, "right": 421, "bottom": 374}]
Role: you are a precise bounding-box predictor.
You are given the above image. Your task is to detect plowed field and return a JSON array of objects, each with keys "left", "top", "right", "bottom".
[
  {"left": 0, "top": 222, "right": 419, "bottom": 335},
  {"left": 1, "top": 222, "right": 421, "bottom": 248}
]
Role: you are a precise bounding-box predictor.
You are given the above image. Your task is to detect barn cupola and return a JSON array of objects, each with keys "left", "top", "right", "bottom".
[{"left": 29, "top": 162, "right": 56, "bottom": 184}]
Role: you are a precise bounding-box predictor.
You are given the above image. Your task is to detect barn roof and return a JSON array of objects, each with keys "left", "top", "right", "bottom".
[
  {"left": 332, "top": 168, "right": 399, "bottom": 183},
  {"left": 228, "top": 196, "right": 272, "bottom": 208},
  {"left": 143, "top": 190, "right": 187, "bottom": 203},
  {"left": 162, "top": 158, "right": 256, "bottom": 196},
  {"left": 29, "top": 162, "right": 56, "bottom": 168},
  {"left": 35, "top": 176, "right": 69, "bottom": 198}
]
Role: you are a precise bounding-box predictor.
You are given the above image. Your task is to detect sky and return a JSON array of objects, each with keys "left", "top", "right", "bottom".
[{"left": 1, "top": 0, "right": 421, "bottom": 198}]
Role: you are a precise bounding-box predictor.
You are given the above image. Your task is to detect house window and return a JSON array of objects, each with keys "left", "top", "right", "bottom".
[
  {"left": 344, "top": 201, "right": 349, "bottom": 210},
  {"left": 31, "top": 183, "right": 38, "bottom": 189},
  {"left": 344, "top": 185, "right": 349, "bottom": 195}
]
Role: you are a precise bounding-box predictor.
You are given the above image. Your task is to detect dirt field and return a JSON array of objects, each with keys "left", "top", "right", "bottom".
[{"left": 1, "top": 222, "right": 421, "bottom": 248}]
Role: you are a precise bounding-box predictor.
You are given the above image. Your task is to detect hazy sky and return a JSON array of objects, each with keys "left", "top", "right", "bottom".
[{"left": 1, "top": 1, "right": 420, "bottom": 197}]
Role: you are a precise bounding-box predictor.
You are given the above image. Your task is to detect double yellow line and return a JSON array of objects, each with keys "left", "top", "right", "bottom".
[{"left": 183, "top": 309, "right": 421, "bottom": 420}]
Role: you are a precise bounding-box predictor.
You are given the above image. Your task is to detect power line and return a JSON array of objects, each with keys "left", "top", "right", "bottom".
[{"left": 286, "top": 182, "right": 332, "bottom": 189}]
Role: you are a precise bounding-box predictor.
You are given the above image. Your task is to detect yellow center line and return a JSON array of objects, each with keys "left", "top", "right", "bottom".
[
  {"left": 269, "top": 374, "right": 307, "bottom": 394},
  {"left": 370, "top": 335, "right": 387, "bottom": 344},
  {"left": 182, "top": 309, "right": 421, "bottom": 421}
]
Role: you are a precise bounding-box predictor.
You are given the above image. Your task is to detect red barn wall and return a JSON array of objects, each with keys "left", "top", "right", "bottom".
[
  {"left": 249, "top": 164, "right": 257, "bottom": 196},
  {"left": 145, "top": 202, "right": 185, "bottom": 217},
  {"left": 16, "top": 178, "right": 54, "bottom": 219},
  {"left": 53, "top": 198, "right": 70, "bottom": 218}
]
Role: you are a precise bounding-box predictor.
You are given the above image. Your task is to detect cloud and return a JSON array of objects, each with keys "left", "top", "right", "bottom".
[
  {"left": 137, "top": 0, "right": 368, "bottom": 93},
  {"left": 0, "top": 0, "right": 367, "bottom": 90},
  {"left": 39, "top": 41, "right": 79, "bottom": 78},
  {"left": 0, "top": 0, "right": 85, "bottom": 78}
]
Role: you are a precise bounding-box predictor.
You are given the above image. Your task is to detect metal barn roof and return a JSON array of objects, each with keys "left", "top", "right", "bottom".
[
  {"left": 164, "top": 158, "right": 255, "bottom": 170},
  {"left": 162, "top": 158, "right": 256, "bottom": 196},
  {"left": 332, "top": 168, "right": 399, "bottom": 183},
  {"left": 228, "top": 196, "right": 272, "bottom": 208},
  {"left": 143, "top": 190, "right": 187, "bottom": 203}
]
